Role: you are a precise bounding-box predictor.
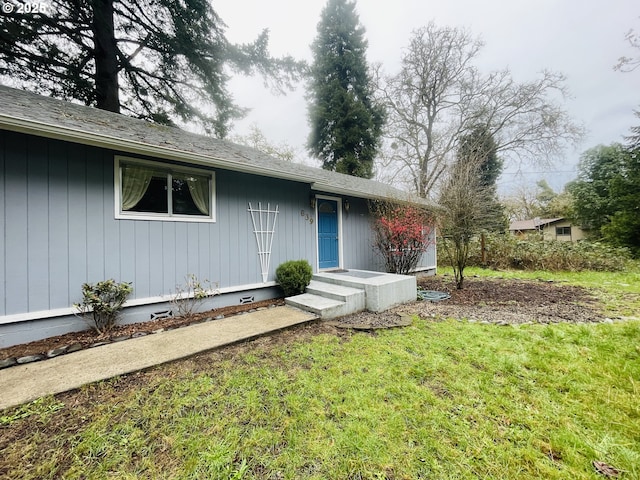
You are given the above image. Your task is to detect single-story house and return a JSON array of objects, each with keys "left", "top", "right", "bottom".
[
  {"left": 509, "top": 217, "right": 586, "bottom": 242},
  {"left": 0, "top": 86, "right": 436, "bottom": 347}
]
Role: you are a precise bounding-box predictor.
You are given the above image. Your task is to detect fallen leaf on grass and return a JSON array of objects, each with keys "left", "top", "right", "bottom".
[{"left": 593, "top": 460, "right": 621, "bottom": 478}]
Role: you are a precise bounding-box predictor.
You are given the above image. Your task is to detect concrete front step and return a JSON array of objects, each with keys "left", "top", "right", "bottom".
[
  {"left": 313, "top": 270, "right": 417, "bottom": 312},
  {"left": 285, "top": 270, "right": 417, "bottom": 319},
  {"left": 306, "top": 280, "right": 366, "bottom": 312},
  {"left": 285, "top": 293, "right": 347, "bottom": 319}
]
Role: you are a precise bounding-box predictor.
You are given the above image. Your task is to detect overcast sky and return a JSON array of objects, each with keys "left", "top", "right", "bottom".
[{"left": 215, "top": 0, "right": 639, "bottom": 194}]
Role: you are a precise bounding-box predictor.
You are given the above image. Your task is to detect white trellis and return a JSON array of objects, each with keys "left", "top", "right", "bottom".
[{"left": 248, "top": 202, "right": 279, "bottom": 283}]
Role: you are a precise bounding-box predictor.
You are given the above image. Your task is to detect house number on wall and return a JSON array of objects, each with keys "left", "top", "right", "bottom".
[{"left": 300, "top": 209, "right": 314, "bottom": 224}]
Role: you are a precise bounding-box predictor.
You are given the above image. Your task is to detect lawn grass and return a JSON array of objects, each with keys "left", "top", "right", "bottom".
[{"left": 1, "top": 271, "right": 639, "bottom": 479}]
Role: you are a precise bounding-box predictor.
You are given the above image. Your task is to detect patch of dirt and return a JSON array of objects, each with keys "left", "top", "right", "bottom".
[
  {"left": 326, "top": 311, "right": 413, "bottom": 329},
  {"left": 324, "top": 275, "right": 606, "bottom": 329},
  {"left": 396, "top": 274, "right": 606, "bottom": 325},
  {"left": 0, "top": 275, "right": 609, "bottom": 366}
]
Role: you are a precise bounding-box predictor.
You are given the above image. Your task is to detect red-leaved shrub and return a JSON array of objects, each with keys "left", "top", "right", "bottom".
[{"left": 371, "top": 203, "right": 434, "bottom": 274}]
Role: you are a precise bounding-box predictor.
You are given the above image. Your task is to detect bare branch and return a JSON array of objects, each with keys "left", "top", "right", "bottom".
[
  {"left": 614, "top": 20, "right": 640, "bottom": 72},
  {"left": 437, "top": 154, "right": 500, "bottom": 289},
  {"left": 375, "top": 23, "right": 584, "bottom": 199}
]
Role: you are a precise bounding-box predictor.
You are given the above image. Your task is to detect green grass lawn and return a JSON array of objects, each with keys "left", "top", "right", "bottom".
[{"left": 1, "top": 270, "right": 639, "bottom": 479}]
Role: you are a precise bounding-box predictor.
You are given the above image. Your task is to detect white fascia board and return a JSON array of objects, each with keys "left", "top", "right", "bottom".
[{"left": 311, "top": 182, "right": 435, "bottom": 208}]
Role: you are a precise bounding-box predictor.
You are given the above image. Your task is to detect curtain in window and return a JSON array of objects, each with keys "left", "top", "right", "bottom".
[
  {"left": 186, "top": 175, "right": 210, "bottom": 215},
  {"left": 121, "top": 164, "right": 154, "bottom": 211}
]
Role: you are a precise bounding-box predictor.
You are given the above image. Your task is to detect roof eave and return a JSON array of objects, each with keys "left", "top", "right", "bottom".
[
  {"left": 310, "top": 182, "right": 435, "bottom": 208},
  {"left": 0, "top": 114, "right": 320, "bottom": 186},
  {"left": 2, "top": 113, "right": 435, "bottom": 208}
]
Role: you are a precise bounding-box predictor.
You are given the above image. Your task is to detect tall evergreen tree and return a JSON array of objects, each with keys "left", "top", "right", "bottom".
[
  {"left": 456, "top": 124, "right": 506, "bottom": 231},
  {"left": 307, "top": 0, "right": 384, "bottom": 178},
  {"left": 457, "top": 124, "right": 502, "bottom": 188},
  {"left": 0, "top": 0, "right": 304, "bottom": 137}
]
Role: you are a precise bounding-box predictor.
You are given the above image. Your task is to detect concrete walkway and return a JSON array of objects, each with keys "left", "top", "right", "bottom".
[{"left": 0, "top": 306, "right": 317, "bottom": 411}]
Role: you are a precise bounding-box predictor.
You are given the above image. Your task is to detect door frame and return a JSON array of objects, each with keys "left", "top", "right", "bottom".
[{"left": 315, "top": 194, "right": 344, "bottom": 271}]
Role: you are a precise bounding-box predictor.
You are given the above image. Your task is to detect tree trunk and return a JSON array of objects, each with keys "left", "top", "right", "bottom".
[{"left": 92, "top": 0, "right": 120, "bottom": 112}]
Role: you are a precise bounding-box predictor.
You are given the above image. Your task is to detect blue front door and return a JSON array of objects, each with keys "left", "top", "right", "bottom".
[{"left": 318, "top": 199, "right": 339, "bottom": 269}]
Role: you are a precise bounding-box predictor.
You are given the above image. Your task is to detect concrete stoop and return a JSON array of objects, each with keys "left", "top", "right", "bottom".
[
  {"left": 285, "top": 280, "right": 365, "bottom": 319},
  {"left": 285, "top": 270, "right": 417, "bottom": 319}
]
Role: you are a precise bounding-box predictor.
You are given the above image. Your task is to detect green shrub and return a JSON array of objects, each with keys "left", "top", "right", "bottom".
[
  {"left": 276, "top": 260, "right": 313, "bottom": 297},
  {"left": 74, "top": 279, "right": 133, "bottom": 334}
]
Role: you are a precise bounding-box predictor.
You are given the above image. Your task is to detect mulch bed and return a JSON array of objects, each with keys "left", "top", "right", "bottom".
[
  {"left": 0, "top": 298, "right": 286, "bottom": 366},
  {"left": 400, "top": 274, "right": 607, "bottom": 325}
]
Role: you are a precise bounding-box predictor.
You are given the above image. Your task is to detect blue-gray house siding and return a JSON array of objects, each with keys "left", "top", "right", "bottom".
[
  {"left": 0, "top": 86, "right": 437, "bottom": 347},
  {"left": 1, "top": 130, "right": 316, "bottom": 313},
  {"left": 1, "top": 129, "right": 436, "bottom": 347}
]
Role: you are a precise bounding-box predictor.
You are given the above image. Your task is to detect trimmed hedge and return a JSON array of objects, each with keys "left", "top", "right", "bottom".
[{"left": 276, "top": 260, "right": 313, "bottom": 297}]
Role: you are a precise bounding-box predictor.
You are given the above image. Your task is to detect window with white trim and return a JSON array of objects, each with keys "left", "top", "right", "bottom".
[{"left": 115, "top": 157, "right": 215, "bottom": 222}]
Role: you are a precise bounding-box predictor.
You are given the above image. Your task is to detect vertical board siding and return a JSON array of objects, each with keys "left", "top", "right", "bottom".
[
  {"left": 134, "top": 221, "right": 151, "bottom": 298},
  {"left": 161, "top": 222, "right": 177, "bottom": 295},
  {"left": 118, "top": 220, "right": 136, "bottom": 293},
  {"left": 1, "top": 130, "right": 436, "bottom": 320},
  {"left": 3, "top": 132, "right": 29, "bottom": 315},
  {"left": 148, "top": 222, "right": 164, "bottom": 296},
  {"left": 48, "top": 140, "right": 70, "bottom": 309},
  {"left": 0, "top": 132, "right": 321, "bottom": 316},
  {"left": 85, "top": 149, "right": 107, "bottom": 282},
  {"left": 186, "top": 223, "right": 200, "bottom": 280},
  {"left": 339, "top": 197, "right": 436, "bottom": 272},
  {"left": 27, "top": 137, "right": 50, "bottom": 311},
  {"left": 419, "top": 227, "right": 438, "bottom": 269},
  {"left": 340, "top": 197, "right": 382, "bottom": 271},
  {"left": 0, "top": 132, "right": 6, "bottom": 315},
  {"left": 102, "top": 154, "right": 120, "bottom": 284},
  {"left": 67, "top": 149, "right": 88, "bottom": 303}
]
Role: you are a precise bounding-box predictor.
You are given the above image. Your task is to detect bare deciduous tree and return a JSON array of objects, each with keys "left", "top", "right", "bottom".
[
  {"left": 230, "top": 124, "right": 298, "bottom": 162},
  {"left": 501, "top": 184, "right": 543, "bottom": 221},
  {"left": 376, "top": 22, "right": 584, "bottom": 199},
  {"left": 375, "top": 23, "right": 483, "bottom": 197},
  {"left": 437, "top": 155, "right": 499, "bottom": 289}
]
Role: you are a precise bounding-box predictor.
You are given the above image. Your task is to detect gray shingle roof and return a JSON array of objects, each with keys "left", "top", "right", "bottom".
[
  {"left": 0, "top": 85, "right": 433, "bottom": 207},
  {"left": 509, "top": 218, "right": 564, "bottom": 231}
]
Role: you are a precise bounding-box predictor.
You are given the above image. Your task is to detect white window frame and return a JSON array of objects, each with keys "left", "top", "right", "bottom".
[{"left": 114, "top": 156, "right": 216, "bottom": 222}]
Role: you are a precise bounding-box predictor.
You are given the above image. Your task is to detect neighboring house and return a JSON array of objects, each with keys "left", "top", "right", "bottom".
[
  {"left": 509, "top": 217, "right": 586, "bottom": 242},
  {"left": 0, "top": 86, "right": 436, "bottom": 347}
]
